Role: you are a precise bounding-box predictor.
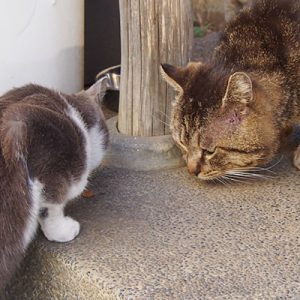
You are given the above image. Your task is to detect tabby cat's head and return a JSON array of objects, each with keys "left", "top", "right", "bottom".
[{"left": 161, "top": 63, "right": 280, "bottom": 180}]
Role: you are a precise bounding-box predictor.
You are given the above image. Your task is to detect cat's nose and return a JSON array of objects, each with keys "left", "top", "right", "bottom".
[{"left": 187, "top": 160, "right": 201, "bottom": 176}]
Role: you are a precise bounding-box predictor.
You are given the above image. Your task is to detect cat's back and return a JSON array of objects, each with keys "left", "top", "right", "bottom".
[
  {"left": 0, "top": 84, "right": 64, "bottom": 111},
  {"left": 0, "top": 84, "right": 108, "bottom": 180},
  {"left": 215, "top": 0, "right": 300, "bottom": 73},
  {"left": 0, "top": 85, "right": 72, "bottom": 141}
]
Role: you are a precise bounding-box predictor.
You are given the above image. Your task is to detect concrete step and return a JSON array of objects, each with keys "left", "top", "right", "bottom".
[{"left": 3, "top": 161, "right": 300, "bottom": 299}]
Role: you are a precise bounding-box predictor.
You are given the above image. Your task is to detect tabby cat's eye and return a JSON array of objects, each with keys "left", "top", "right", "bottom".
[{"left": 202, "top": 148, "right": 215, "bottom": 156}]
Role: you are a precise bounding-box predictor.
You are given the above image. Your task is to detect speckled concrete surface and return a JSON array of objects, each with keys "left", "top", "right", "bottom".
[{"left": 4, "top": 154, "right": 300, "bottom": 299}]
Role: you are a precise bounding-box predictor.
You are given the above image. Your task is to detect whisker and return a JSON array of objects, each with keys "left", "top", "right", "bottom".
[
  {"left": 228, "top": 164, "right": 278, "bottom": 179},
  {"left": 158, "top": 119, "right": 170, "bottom": 127},
  {"left": 230, "top": 171, "right": 260, "bottom": 177},
  {"left": 222, "top": 175, "right": 233, "bottom": 186},
  {"left": 264, "top": 155, "right": 284, "bottom": 170},
  {"left": 229, "top": 171, "right": 262, "bottom": 179},
  {"left": 225, "top": 174, "right": 255, "bottom": 185},
  {"left": 224, "top": 175, "right": 245, "bottom": 184},
  {"left": 223, "top": 175, "right": 235, "bottom": 185},
  {"left": 152, "top": 114, "right": 170, "bottom": 127},
  {"left": 227, "top": 170, "right": 273, "bottom": 181},
  {"left": 151, "top": 113, "right": 170, "bottom": 127},
  {"left": 219, "top": 176, "right": 227, "bottom": 185},
  {"left": 216, "top": 177, "right": 226, "bottom": 185},
  {"left": 156, "top": 110, "right": 171, "bottom": 121},
  {"left": 245, "top": 167, "right": 277, "bottom": 175}
]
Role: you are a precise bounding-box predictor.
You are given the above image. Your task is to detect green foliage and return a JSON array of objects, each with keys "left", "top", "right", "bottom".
[{"left": 194, "top": 24, "right": 210, "bottom": 38}]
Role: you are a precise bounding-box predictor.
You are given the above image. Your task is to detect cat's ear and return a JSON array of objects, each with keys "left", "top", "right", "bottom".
[
  {"left": 82, "top": 76, "right": 109, "bottom": 102},
  {"left": 160, "top": 62, "right": 201, "bottom": 92},
  {"left": 222, "top": 72, "right": 253, "bottom": 106},
  {"left": 160, "top": 64, "right": 186, "bottom": 92}
]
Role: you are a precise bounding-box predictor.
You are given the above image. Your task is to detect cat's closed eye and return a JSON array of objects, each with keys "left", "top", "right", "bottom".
[{"left": 202, "top": 148, "right": 215, "bottom": 156}]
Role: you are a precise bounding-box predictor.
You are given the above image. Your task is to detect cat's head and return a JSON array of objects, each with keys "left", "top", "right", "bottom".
[{"left": 161, "top": 62, "right": 280, "bottom": 180}]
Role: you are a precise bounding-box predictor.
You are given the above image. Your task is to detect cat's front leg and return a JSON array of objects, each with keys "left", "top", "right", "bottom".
[
  {"left": 293, "top": 146, "right": 300, "bottom": 170},
  {"left": 38, "top": 203, "right": 80, "bottom": 242}
]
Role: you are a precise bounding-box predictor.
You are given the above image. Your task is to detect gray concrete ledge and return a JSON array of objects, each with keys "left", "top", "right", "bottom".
[{"left": 103, "top": 116, "right": 185, "bottom": 171}]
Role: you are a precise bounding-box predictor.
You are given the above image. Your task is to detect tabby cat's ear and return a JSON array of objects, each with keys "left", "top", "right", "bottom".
[
  {"left": 222, "top": 72, "right": 253, "bottom": 106},
  {"left": 160, "top": 64, "right": 186, "bottom": 92},
  {"left": 160, "top": 62, "right": 201, "bottom": 92}
]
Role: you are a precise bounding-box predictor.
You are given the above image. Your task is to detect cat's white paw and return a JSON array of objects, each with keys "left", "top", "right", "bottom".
[
  {"left": 293, "top": 147, "right": 300, "bottom": 170},
  {"left": 41, "top": 216, "right": 80, "bottom": 243}
]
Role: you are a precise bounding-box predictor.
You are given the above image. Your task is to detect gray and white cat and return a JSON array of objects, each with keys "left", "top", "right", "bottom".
[{"left": 0, "top": 77, "right": 108, "bottom": 290}]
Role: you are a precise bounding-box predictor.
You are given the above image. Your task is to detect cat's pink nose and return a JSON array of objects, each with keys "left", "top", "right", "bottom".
[{"left": 187, "top": 160, "right": 201, "bottom": 176}]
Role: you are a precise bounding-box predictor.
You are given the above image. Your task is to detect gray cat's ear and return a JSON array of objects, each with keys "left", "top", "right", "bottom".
[
  {"left": 222, "top": 72, "right": 253, "bottom": 106},
  {"left": 84, "top": 76, "right": 109, "bottom": 102}
]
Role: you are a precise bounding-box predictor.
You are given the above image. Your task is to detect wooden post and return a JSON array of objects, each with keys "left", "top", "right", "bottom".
[{"left": 118, "top": 0, "right": 193, "bottom": 136}]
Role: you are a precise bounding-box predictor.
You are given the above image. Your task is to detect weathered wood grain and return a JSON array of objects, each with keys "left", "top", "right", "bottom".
[{"left": 119, "top": 0, "right": 193, "bottom": 136}]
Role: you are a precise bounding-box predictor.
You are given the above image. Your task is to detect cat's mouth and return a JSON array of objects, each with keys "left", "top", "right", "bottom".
[
  {"left": 197, "top": 171, "right": 224, "bottom": 181},
  {"left": 197, "top": 159, "right": 278, "bottom": 182},
  {"left": 197, "top": 165, "right": 258, "bottom": 181}
]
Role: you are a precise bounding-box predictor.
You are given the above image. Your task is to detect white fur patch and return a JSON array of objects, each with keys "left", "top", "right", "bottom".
[
  {"left": 23, "top": 179, "right": 44, "bottom": 249},
  {"left": 63, "top": 101, "right": 106, "bottom": 200},
  {"left": 64, "top": 104, "right": 90, "bottom": 200},
  {"left": 39, "top": 203, "right": 80, "bottom": 242},
  {"left": 87, "top": 125, "right": 106, "bottom": 172}
]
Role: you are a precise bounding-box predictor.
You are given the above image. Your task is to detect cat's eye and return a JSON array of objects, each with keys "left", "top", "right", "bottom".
[{"left": 202, "top": 148, "right": 215, "bottom": 156}]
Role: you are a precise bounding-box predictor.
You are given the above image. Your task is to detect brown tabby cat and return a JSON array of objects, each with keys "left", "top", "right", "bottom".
[{"left": 161, "top": 0, "right": 300, "bottom": 181}]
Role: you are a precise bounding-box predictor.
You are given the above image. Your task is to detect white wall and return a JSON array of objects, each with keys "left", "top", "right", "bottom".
[{"left": 0, "top": 0, "right": 84, "bottom": 94}]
